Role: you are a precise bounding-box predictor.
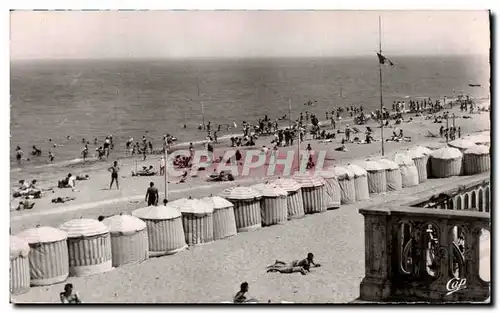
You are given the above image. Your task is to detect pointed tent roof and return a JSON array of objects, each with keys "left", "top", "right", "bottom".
[
  {"left": 101, "top": 214, "right": 147, "bottom": 235},
  {"left": 59, "top": 218, "right": 109, "bottom": 238},
  {"left": 464, "top": 144, "right": 490, "bottom": 155},
  {"left": 293, "top": 172, "right": 325, "bottom": 188},
  {"left": 430, "top": 147, "right": 463, "bottom": 160},
  {"left": 200, "top": 196, "right": 234, "bottom": 210},
  {"left": 345, "top": 163, "right": 367, "bottom": 177},
  {"left": 132, "top": 205, "right": 182, "bottom": 220},
  {"left": 251, "top": 183, "right": 288, "bottom": 197},
  {"left": 272, "top": 178, "right": 302, "bottom": 192},
  {"left": 448, "top": 138, "right": 477, "bottom": 150},
  {"left": 219, "top": 186, "right": 262, "bottom": 200},
  {"left": 17, "top": 226, "right": 68, "bottom": 244}
]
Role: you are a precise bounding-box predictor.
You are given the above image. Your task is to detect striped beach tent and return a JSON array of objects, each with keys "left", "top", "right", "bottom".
[
  {"left": 273, "top": 178, "right": 305, "bottom": 219},
  {"left": 220, "top": 187, "right": 262, "bottom": 232},
  {"left": 377, "top": 158, "right": 402, "bottom": 191},
  {"left": 346, "top": 163, "right": 370, "bottom": 201},
  {"left": 330, "top": 165, "right": 356, "bottom": 204},
  {"left": 59, "top": 219, "right": 112, "bottom": 277},
  {"left": 430, "top": 147, "right": 463, "bottom": 178},
  {"left": 463, "top": 145, "right": 490, "bottom": 175},
  {"left": 101, "top": 214, "right": 149, "bottom": 267},
  {"left": 293, "top": 172, "right": 326, "bottom": 214},
  {"left": 314, "top": 169, "right": 341, "bottom": 209},
  {"left": 406, "top": 147, "right": 431, "bottom": 183},
  {"left": 10, "top": 236, "right": 30, "bottom": 295},
  {"left": 252, "top": 183, "right": 288, "bottom": 226},
  {"left": 358, "top": 160, "right": 387, "bottom": 194},
  {"left": 132, "top": 205, "right": 187, "bottom": 257},
  {"left": 17, "top": 226, "right": 69, "bottom": 286},
  {"left": 392, "top": 152, "right": 419, "bottom": 188},
  {"left": 201, "top": 196, "right": 237, "bottom": 241},
  {"left": 173, "top": 198, "right": 215, "bottom": 245}
]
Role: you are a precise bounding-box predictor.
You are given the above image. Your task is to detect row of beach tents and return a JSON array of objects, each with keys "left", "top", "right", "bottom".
[{"left": 10, "top": 136, "right": 490, "bottom": 296}]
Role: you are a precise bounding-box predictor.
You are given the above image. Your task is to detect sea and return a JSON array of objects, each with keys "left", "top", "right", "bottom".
[{"left": 10, "top": 55, "right": 489, "bottom": 181}]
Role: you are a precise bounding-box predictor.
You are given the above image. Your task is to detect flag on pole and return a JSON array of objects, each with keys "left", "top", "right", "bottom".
[{"left": 376, "top": 53, "right": 394, "bottom": 66}]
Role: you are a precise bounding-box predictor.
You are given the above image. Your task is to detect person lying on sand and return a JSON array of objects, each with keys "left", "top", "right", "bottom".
[
  {"left": 334, "top": 144, "right": 348, "bottom": 152},
  {"left": 266, "top": 262, "right": 309, "bottom": 275},
  {"left": 267, "top": 253, "right": 321, "bottom": 275},
  {"left": 76, "top": 174, "right": 90, "bottom": 180},
  {"left": 132, "top": 165, "right": 158, "bottom": 177},
  {"left": 233, "top": 282, "right": 258, "bottom": 304},
  {"left": 51, "top": 196, "right": 76, "bottom": 204},
  {"left": 207, "top": 170, "right": 235, "bottom": 182}
]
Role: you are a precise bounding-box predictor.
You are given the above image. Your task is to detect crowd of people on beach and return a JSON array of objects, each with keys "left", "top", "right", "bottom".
[{"left": 12, "top": 94, "right": 484, "bottom": 215}]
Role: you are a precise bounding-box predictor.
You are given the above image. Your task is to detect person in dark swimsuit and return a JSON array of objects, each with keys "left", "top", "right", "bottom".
[
  {"left": 15, "top": 146, "right": 23, "bottom": 164},
  {"left": 60, "top": 283, "right": 82, "bottom": 304},
  {"left": 108, "top": 161, "right": 120, "bottom": 190},
  {"left": 145, "top": 182, "right": 158, "bottom": 206},
  {"left": 233, "top": 282, "right": 249, "bottom": 303}
]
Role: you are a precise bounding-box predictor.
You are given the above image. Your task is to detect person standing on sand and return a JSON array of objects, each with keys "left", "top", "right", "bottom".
[
  {"left": 108, "top": 161, "right": 120, "bottom": 190},
  {"left": 160, "top": 156, "right": 165, "bottom": 175},
  {"left": 15, "top": 146, "right": 23, "bottom": 164},
  {"left": 145, "top": 182, "right": 159, "bottom": 206},
  {"left": 60, "top": 283, "right": 82, "bottom": 304},
  {"left": 81, "top": 144, "right": 88, "bottom": 162}
]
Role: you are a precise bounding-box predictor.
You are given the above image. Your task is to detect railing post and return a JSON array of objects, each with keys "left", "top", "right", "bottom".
[
  {"left": 359, "top": 213, "right": 392, "bottom": 301},
  {"left": 463, "top": 223, "right": 490, "bottom": 301}
]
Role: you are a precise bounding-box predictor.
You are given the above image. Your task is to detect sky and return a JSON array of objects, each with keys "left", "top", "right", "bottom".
[{"left": 10, "top": 10, "right": 490, "bottom": 60}]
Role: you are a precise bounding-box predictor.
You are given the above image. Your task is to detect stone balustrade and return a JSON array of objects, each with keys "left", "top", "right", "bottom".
[{"left": 359, "top": 174, "right": 490, "bottom": 303}]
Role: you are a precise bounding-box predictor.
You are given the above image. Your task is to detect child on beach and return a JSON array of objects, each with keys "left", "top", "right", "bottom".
[
  {"left": 233, "top": 282, "right": 258, "bottom": 303},
  {"left": 60, "top": 283, "right": 82, "bottom": 304},
  {"left": 108, "top": 161, "right": 120, "bottom": 190}
]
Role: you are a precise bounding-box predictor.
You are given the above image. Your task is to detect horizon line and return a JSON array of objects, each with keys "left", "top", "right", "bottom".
[{"left": 10, "top": 53, "right": 488, "bottom": 63}]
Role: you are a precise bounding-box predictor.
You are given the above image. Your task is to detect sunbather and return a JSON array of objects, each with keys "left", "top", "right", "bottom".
[
  {"left": 266, "top": 253, "right": 321, "bottom": 275},
  {"left": 51, "top": 196, "right": 76, "bottom": 204}
]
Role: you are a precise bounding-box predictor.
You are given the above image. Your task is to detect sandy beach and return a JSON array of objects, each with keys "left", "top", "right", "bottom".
[
  {"left": 11, "top": 174, "right": 490, "bottom": 303},
  {"left": 9, "top": 103, "right": 491, "bottom": 303}
]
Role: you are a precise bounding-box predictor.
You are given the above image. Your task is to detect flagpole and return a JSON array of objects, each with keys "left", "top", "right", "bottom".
[
  {"left": 288, "top": 98, "right": 292, "bottom": 128},
  {"left": 164, "top": 146, "right": 168, "bottom": 202},
  {"left": 378, "top": 16, "right": 385, "bottom": 156}
]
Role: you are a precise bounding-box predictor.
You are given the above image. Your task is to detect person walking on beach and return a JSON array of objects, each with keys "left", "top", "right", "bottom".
[
  {"left": 160, "top": 156, "right": 165, "bottom": 175},
  {"left": 145, "top": 182, "right": 159, "bottom": 206},
  {"left": 81, "top": 144, "right": 89, "bottom": 162},
  {"left": 60, "top": 283, "right": 82, "bottom": 304},
  {"left": 108, "top": 161, "right": 120, "bottom": 190},
  {"left": 15, "top": 146, "right": 23, "bottom": 164}
]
